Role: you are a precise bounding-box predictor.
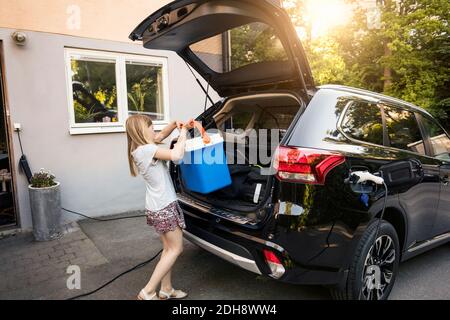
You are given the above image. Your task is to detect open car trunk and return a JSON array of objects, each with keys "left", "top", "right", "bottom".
[
  {"left": 172, "top": 92, "right": 303, "bottom": 226},
  {"left": 130, "top": 0, "right": 314, "bottom": 97}
]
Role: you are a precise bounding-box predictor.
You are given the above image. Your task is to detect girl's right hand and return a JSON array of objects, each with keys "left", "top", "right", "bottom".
[
  {"left": 176, "top": 121, "right": 185, "bottom": 130},
  {"left": 184, "top": 119, "right": 195, "bottom": 130}
]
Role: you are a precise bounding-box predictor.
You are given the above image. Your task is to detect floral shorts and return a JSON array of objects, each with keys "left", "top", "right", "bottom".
[{"left": 146, "top": 201, "right": 186, "bottom": 234}]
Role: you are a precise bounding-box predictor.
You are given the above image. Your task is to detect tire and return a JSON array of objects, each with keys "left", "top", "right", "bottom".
[{"left": 330, "top": 220, "right": 400, "bottom": 300}]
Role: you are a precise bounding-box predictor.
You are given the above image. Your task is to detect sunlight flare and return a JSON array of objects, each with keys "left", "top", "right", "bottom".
[{"left": 285, "top": 0, "right": 354, "bottom": 39}]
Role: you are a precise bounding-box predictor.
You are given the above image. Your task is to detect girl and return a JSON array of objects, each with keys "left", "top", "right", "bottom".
[{"left": 126, "top": 114, "right": 192, "bottom": 300}]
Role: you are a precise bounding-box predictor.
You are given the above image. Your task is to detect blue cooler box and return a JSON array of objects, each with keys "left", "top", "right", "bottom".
[{"left": 179, "top": 133, "right": 231, "bottom": 194}]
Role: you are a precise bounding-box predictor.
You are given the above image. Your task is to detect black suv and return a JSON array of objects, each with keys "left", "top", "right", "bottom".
[{"left": 131, "top": 0, "right": 450, "bottom": 300}]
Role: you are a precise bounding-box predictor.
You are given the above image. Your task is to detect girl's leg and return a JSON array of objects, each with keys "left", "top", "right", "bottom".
[
  {"left": 159, "top": 235, "right": 173, "bottom": 292},
  {"left": 142, "top": 227, "right": 183, "bottom": 294},
  {"left": 161, "top": 270, "right": 172, "bottom": 293}
]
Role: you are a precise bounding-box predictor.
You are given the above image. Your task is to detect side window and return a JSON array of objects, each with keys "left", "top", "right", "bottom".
[
  {"left": 341, "top": 101, "right": 384, "bottom": 146},
  {"left": 384, "top": 105, "right": 425, "bottom": 155},
  {"left": 421, "top": 116, "right": 450, "bottom": 161}
]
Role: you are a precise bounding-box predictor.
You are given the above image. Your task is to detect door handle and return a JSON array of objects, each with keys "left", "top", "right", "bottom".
[{"left": 442, "top": 175, "right": 450, "bottom": 186}]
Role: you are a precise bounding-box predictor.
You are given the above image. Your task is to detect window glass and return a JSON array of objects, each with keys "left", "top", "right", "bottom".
[
  {"left": 341, "top": 101, "right": 384, "bottom": 146},
  {"left": 230, "top": 22, "right": 288, "bottom": 71},
  {"left": 421, "top": 116, "right": 450, "bottom": 161},
  {"left": 126, "top": 62, "right": 164, "bottom": 121},
  {"left": 222, "top": 111, "right": 254, "bottom": 131},
  {"left": 190, "top": 22, "right": 288, "bottom": 73},
  {"left": 67, "top": 49, "right": 169, "bottom": 134},
  {"left": 70, "top": 58, "right": 118, "bottom": 124},
  {"left": 255, "top": 106, "right": 298, "bottom": 130},
  {"left": 384, "top": 105, "right": 425, "bottom": 155}
]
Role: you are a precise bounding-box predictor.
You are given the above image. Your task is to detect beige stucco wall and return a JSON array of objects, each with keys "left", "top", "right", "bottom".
[
  {"left": 0, "top": 27, "right": 220, "bottom": 229},
  {"left": 0, "top": 0, "right": 221, "bottom": 55}
]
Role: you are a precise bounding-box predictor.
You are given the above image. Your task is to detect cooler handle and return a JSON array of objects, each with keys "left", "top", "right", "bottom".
[{"left": 189, "top": 120, "right": 211, "bottom": 144}]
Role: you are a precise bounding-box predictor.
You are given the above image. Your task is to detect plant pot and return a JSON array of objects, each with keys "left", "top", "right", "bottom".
[{"left": 28, "top": 182, "right": 62, "bottom": 241}]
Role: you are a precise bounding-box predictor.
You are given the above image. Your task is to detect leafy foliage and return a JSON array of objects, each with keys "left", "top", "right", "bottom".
[
  {"left": 285, "top": 0, "right": 450, "bottom": 129},
  {"left": 71, "top": 59, "right": 118, "bottom": 123},
  {"left": 70, "top": 59, "right": 164, "bottom": 122},
  {"left": 30, "top": 169, "right": 57, "bottom": 188},
  {"left": 126, "top": 64, "right": 161, "bottom": 115},
  {"left": 230, "top": 23, "right": 288, "bottom": 70}
]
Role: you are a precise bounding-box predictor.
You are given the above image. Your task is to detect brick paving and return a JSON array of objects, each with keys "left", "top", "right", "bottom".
[
  {"left": 0, "top": 222, "right": 108, "bottom": 299},
  {"left": 0, "top": 213, "right": 448, "bottom": 300}
]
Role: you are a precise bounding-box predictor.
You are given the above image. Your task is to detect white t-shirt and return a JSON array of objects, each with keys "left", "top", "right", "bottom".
[{"left": 131, "top": 144, "right": 177, "bottom": 211}]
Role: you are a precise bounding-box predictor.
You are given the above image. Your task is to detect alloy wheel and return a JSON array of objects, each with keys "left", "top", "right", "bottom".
[{"left": 360, "top": 235, "right": 396, "bottom": 300}]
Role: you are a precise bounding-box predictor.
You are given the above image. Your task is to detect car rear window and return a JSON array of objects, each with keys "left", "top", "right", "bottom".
[
  {"left": 255, "top": 106, "right": 298, "bottom": 130},
  {"left": 219, "top": 105, "right": 298, "bottom": 131},
  {"left": 341, "top": 101, "right": 384, "bottom": 146},
  {"left": 190, "top": 22, "right": 288, "bottom": 73}
]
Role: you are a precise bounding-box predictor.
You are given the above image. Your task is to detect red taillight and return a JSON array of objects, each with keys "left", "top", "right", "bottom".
[
  {"left": 263, "top": 249, "right": 285, "bottom": 279},
  {"left": 263, "top": 249, "right": 281, "bottom": 264},
  {"left": 273, "top": 146, "right": 345, "bottom": 185}
]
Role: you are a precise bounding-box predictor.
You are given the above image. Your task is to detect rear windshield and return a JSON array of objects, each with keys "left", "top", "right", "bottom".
[
  {"left": 219, "top": 105, "right": 298, "bottom": 131},
  {"left": 190, "top": 22, "right": 288, "bottom": 73}
]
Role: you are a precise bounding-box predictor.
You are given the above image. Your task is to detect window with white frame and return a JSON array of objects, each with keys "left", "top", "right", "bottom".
[{"left": 65, "top": 48, "right": 169, "bottom": 134}]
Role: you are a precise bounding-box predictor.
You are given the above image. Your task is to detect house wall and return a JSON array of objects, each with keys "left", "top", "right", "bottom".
[
  {"left": 0, "top": 0, "right": 222, "bottom": 55},
  {"left": 0, "top": 28, "right": 220, "bottom": 230}
]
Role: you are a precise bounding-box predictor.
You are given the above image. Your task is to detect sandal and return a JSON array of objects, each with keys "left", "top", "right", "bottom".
[
  {"left": 159, "top": 288, "right": 188, "bottom": 300},
  {"left": 138, "top": 289, "right": 159, "bottom": 300}
]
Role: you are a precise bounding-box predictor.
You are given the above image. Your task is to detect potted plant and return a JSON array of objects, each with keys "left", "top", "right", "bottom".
[{"left": 28, "top": 169, "right": 62, "bottom": 241}]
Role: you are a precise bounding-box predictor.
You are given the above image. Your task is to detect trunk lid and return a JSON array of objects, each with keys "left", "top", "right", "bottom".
[{"left": 130, "top": 0, "right": 314, "bottom": 97}]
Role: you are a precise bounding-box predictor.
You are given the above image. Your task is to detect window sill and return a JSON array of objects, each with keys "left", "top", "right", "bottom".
[{"left": 69, "top": 123, "right": 169, "bottom": 135}]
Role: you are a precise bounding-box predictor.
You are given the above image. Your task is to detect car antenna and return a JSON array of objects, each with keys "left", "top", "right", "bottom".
[{"left": 184, "top": 60, "right": 215, "bottom": 107}]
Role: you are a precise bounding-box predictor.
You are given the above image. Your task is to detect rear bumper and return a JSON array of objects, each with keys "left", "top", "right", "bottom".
[
  {"left": 183, "top": 230, "right": 262, "bottom": 275},
  {"left": 182, "top": 204, "right": 348, "bottom": 286}
]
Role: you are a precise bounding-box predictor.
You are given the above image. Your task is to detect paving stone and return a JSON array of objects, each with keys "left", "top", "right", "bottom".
[
  {"left": 0, "top": 222, "right": 108, "bottom": 296},
  {"left": 63, "top": 246, "right": 79, "bottom": 255},
  {"left": 69, "top": 257, "right": 88, "bottom": 266},
  {"left": 32, "top": 254, "right": 51, "bottom": 264},
  {"left": 49, "top": 250, "right": 65, "bottom": 259}
]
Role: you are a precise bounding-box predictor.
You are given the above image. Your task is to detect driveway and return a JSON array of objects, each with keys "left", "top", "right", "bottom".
[
  {"left": 1, "top": 213, "right": 449, "bottom": 300},
  {"left": 75, "top": 214, "right": 450, "bottom": 300}
]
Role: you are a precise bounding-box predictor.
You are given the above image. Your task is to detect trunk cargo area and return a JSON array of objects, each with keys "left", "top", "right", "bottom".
[{"left": 173, "top": 92, "right": 303, "bottom": 225}]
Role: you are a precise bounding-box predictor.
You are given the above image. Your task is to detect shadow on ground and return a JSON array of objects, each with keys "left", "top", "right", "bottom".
[
  {"left": 76, "top": 214, "right": 450, "bottom": 300},
  {"left": 1, "top": 212, "right": 449, "bottom": 300},
  {"left": 76, "top": 214, "right": 329, "bottom": 300}
]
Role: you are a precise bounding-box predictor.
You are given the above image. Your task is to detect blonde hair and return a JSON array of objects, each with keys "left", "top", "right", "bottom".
[{"left": 126, "top": 114, "right": 154, "bottom": 177}]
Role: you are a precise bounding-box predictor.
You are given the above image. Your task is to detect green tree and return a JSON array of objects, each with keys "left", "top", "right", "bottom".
[
  {"left": 126, "top": 64, "right": 162, "bottom": 119},
  {"left": 71, "top": 59, "right": 118, "bottom": 123},
  {"left": 230, "top": 23, "right": 287, "bottom": 70},
  {"left": 380, "top": 0, "right": 450, "bottom": 112},
  {"left": 285, "top": 0, "right": 450, "bottom": 130},
  {"left": 305, "top": 37, "right": 347, "bottom": 85}
]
